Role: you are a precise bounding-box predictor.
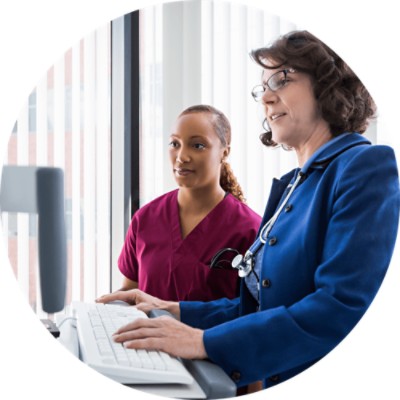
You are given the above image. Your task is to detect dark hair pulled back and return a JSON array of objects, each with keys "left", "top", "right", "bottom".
[{"left": 179, "top": 105, "right": 246, "bottom": 202}]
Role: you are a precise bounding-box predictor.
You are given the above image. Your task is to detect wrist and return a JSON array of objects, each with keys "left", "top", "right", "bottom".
[
  {"left": 195, "top": 329, "right": 207, "bottom": 359},
  {"left": 160, "top": 301, "right": 180, "bottom": 320}
]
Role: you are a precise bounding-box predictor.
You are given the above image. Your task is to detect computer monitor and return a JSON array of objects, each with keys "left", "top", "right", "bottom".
[{"left": 0, "top": 165, "right": 67, "bottom": 313}]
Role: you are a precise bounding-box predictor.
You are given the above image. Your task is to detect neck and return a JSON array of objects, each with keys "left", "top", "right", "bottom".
[
  {"left": 295, "top": 125, "right": 332, "bottom": 167},
  {"left": 177, "top": 186, "right": 226, "bottom": 214}
]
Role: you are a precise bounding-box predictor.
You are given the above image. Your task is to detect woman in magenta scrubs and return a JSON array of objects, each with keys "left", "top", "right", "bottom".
[{"left": 103, "top": 105, "right": 261, "bottom": 302}]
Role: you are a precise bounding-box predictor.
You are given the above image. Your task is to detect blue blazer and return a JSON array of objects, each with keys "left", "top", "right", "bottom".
[{"left": 180, "top": 133, "right": 400, "bottom": 389}]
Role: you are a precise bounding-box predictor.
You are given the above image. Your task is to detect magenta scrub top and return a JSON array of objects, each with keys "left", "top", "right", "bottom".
[{"left": 118, "top": 189, "right": 261, "bottom": 302}]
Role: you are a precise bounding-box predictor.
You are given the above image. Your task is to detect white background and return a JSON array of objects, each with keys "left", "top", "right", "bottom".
[{"left": 0, "top": 0, "right": 399, "bottom": 399}]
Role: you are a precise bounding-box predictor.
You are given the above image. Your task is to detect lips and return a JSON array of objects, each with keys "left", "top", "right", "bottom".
[
  {"left": 269, "top": 112, "right": 286, "bottom": 122},
  {"left": 174, "top": 168, "right": 194, "bottom": 176}
]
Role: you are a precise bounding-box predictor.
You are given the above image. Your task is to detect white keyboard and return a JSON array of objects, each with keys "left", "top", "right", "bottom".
[{"left": 71, "top": 301, "right": 194, "bottom": 385}]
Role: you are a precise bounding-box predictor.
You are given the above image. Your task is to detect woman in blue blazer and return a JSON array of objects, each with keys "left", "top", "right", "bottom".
[{"left": 98, "top": 30, "right": 400, "bottom": 391}]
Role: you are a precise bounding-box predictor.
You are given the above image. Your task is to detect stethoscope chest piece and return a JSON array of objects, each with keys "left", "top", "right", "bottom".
[{"left": 232, "top": 252, "right": 253, "bottom": 278}]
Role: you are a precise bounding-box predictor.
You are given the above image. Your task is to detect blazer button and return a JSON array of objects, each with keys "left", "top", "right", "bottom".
[
  {"left": 268, "top": 374, "right": 280, "bottom": 383},
  {"left": 230, "top": 371, "right": 241, "bottom": 382},
  {"left": 262, "top": 279, "right": 271, "bottom": 288},
  {"left": 284, "top": 204, "right": 293, "bottom": 212},
  {"left": 268, "top": 237, "right": 277, "bottom": 246}
]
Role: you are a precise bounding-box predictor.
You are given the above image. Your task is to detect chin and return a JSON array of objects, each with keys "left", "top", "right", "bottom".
[
  {"left": 272, "top": 137, "right": 289, "bottom": 148},
  {"left": 272, "top": 133, "right": 293, "bottom": 148},
  {"left": 175, "top": 180, "right": 197, "bottom": 189}
]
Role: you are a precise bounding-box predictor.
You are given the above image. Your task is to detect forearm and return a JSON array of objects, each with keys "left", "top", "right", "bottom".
[
  {"left": 180, "top": 296, "right": 241, "bottom": 329},
  {"left": 118, "top": 277, "right": 138, "bottom": 291},
  {"left": 202, "top": 295, "right": 360, "bottom": 388}
]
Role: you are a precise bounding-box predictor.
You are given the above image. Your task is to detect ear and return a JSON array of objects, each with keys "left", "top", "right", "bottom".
[{"left": 222, "top": 145, "right": 230, "bottom": 161}]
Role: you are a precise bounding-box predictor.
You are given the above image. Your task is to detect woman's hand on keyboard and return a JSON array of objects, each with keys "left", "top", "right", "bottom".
[
  {"left": 95, "top": 289, "right": 181, "bottom": 320},
  {"left": 112, "top": 316, "right": 207, "bottom": 360}
]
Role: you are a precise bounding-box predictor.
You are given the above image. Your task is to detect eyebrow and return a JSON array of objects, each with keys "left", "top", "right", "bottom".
[
  {"left": 170, "top": 134, "right": 208, "bottom": 140},
  {"left": 262, "top": 67, "right": 289, "bottom": 82}
]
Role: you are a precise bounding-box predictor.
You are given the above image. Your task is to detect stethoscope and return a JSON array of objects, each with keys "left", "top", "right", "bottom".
[
  {"left": 231, "top": 170, "right": 305, "bottom": 278},
  {"left": 212, "top": 133, "right": 358, "bottom": 278}
]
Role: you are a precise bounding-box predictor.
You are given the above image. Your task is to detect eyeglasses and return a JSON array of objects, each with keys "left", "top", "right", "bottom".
[{"left": 251, "top": 68, "right": 296, "bottom": 102}]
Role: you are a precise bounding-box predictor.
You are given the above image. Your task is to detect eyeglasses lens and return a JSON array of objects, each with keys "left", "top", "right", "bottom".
[
  {"left": 252, "top": 70, "right": 288, "bottom": 101},
  {"left": 252, "top": 86, "right": 264, "bottom": 101},
  {"left": 268, "top": 70, "right": 286, "bottom": 91}
]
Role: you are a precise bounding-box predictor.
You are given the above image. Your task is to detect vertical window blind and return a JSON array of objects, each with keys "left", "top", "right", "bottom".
[
  {"left": 3, "top": 23, "right": 111, "bottom": 317},
  {"left": 139, "top": 0, "right": 298, "bottom": 216}
]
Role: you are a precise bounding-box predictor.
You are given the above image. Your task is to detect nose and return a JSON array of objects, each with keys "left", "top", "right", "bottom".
[
  {"left": 261, "top": 87, "right": 278, "bottom": 105},
  {"left": 176, "top": 146, "right": 191, "bottom": 163}
]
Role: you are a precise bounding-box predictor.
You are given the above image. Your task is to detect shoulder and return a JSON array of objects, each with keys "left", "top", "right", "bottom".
[
  {"left": 323, "top": 142, "right": 399, "bottom": 203},
  {"left": 342, "top": 141, "right": 396, "bottom": 161},
  {"left": 332, "top": 142, "right": 398, "bottom": 179},
  {"left": 322, "top": 133, "right": 396, "bottom": 166},
  {"left": 224, "top": 194, "right": 262, "bottom": 223},
  {"left": 134, "top": 189, "right": 178, "bottom": 220}
]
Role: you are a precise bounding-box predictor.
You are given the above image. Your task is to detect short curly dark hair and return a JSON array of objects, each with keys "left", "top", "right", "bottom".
[{"left": 250, "top": 30, "right": 377, "bottom": 147}]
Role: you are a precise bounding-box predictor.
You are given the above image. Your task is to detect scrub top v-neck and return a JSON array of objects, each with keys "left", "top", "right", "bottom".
[{"left": 118, "top": 189, "right": 261, "bottom": 301}]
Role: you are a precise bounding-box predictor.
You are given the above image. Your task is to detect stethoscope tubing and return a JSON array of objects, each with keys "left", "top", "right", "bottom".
[{"left": 233, "top": 171, "right": 304, "bottom": 277}]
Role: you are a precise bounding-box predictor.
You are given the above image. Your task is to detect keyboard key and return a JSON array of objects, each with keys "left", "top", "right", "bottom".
[
  {"left": 125, "top": 348, "right": 142, "bottom": 368},
  {"left": 149, "top": 351, "right": 167, "bottom": 370},
  {"left": 101, "top": 357, "right": 117, "bottom": 365},
  {"left": 72, "top": 301, "right": 193, "bottom": 384},
  {"left": 159, "top": 351, "right": 174, "bottom": 367}
]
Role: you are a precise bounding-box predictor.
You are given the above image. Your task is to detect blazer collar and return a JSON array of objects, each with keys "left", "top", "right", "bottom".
[
  {"left": 301, "top": 132, "right": 371, "bottom": 174},
  {"left": 262, "top": 133, "right": 371, "bottom": 228}
]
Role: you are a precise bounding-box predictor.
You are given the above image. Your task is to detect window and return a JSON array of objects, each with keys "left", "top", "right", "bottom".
[
  {"left": 2, "top": 0, "right": 380, "bottom": 316},
  {"left": 139, "top": 1, "right": 298, "bottom": 216},
  {"left": 3, "top": 24, "right": 112, "bottom": 317}
]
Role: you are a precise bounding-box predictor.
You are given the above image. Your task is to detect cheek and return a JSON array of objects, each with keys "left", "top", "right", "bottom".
[
  {"left": 169, "top": 150, "right": 176, "bottom": 163},
  {"left": 301, "top": 104, "right": 320, "bottom": 124},
  {"left": 297, "top": 90, "right": 319, "bottom": 121},
  {"left": 201, "top": 153, "right": 221, "bottom": 173},
  {"left": 210, "top": 150, "right": 224, "bottom": 167},
  {"left": 288, "top": 100, "right": 315, "bottom": 125}
]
